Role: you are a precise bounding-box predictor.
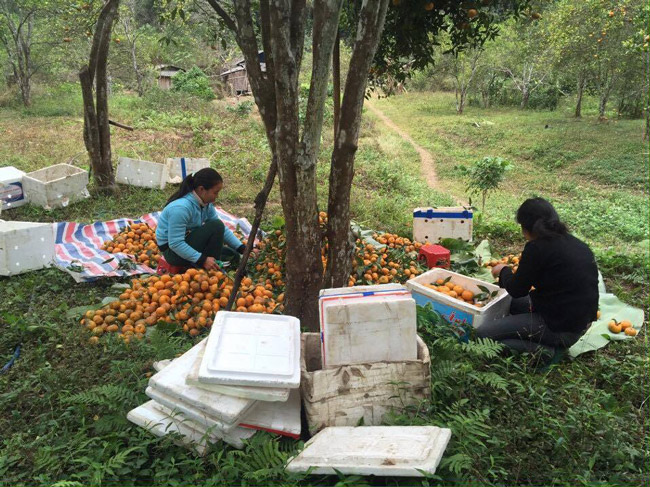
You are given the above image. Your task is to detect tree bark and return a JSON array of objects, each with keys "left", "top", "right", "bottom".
[
  {"left": 333, "top": 32, "right": 340, "bottom": 134},
  {"left": 323, "top": 0, "right": 390, "bottom": 289},
  {"left": 80, "top": 0, "right": 119, "bottom": 189}
]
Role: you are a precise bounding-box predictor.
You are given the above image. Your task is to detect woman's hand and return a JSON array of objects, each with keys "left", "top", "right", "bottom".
[
  {"left": 491, "top": 263, "right": 507, "bottom": 278},
  {"left": 203, "top": 256, "right": 219, "bottom": 271}
]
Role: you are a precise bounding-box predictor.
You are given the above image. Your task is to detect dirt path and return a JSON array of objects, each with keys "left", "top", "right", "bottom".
[{"left": 365, "top": 100, "right": 440, "bottom": 190}]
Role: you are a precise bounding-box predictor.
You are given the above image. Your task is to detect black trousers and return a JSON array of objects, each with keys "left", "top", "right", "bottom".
[{"left": 475, "top": 296, "right": 583, "bottom": 354}]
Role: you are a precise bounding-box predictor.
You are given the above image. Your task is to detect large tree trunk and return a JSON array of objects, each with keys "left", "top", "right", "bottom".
[
  {"left": 575, "top": 71, "right": 585, "bottom": 118},
  {"left": 323, "top": 0, "right": 390, "bottom": 289},
  {"left": 269, "top": 0, "right": 341, "bottom": 327},
  {"left": 80, "top": 0, "right": 119, "bottom": 189}
]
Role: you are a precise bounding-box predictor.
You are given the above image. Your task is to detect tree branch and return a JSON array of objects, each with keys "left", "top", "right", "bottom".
[{"left": 205, "top": 0, "right": 237, "bottom": 32}]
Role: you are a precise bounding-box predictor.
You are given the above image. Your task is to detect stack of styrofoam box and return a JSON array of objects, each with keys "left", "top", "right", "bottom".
[
  {"left": 22, "top": 164, "right": 89, "bottom": 210},
  {"left": 301, "top": 284, "right": 428, "bottom": 434},
  {"left": 405, "top": 268, "right": 511, "bottom": 331},
  {"left": 128, "top": 312, "right": 302, "bottom": 453},
  {"left": 0, "top": 221, "right": 55, "bottom": 276},
  {"left": 0, "top": 166, "right": 28, "bottom": 215},
  {"left": 413, "top": 207, "right": 473, "bottom": 244},
  {"left": 116, "top": 157, "right": 168, "bottom": 189},
  {"left": 165, "top": 157, "right": 210, "bottom": 184}
]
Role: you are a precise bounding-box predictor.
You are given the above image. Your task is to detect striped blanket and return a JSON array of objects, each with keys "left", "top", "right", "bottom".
[{"left": 54, "top": 208, "right": 253, "bottom": 282}]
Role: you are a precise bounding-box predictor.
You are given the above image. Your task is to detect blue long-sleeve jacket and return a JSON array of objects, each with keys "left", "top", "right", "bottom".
[{"left": 155, "top": 193, "right": 242, "bottom": 263}]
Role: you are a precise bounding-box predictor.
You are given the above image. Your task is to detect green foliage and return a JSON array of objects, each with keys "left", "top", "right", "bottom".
[
  {"left": 226, "top": 100, "right": 254, "bottom": 117},
  {"left": 171, "top": 66, "right": 215, "bottom": 100},
  {"left": 457, "top": 156, "right": 512, "bottom": 213}
]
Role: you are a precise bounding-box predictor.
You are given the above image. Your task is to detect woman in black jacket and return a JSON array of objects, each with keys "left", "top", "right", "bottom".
[{"left": 476, "top": 198, "right": 599, "bottom": 356}]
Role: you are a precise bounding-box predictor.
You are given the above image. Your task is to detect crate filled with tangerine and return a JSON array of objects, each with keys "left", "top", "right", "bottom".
[{"left": 405, "top": 268, "right": 512, "bottom": 329}]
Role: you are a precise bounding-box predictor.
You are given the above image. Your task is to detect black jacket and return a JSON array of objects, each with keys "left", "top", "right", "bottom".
[{"left": 498, "top": 234, "right": 599, "bottom": 333}]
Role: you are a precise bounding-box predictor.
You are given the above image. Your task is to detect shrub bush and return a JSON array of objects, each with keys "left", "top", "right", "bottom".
[{"left": 171, "top": 67, "right": 215, "bottom": 101}]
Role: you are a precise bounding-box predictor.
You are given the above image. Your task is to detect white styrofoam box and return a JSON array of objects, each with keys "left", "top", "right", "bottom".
[
  {"left": 405, "top": 268, "right": 511, "bottom": 329},
  {"left": 0, "top": 166, "right": 27, "bottom": 211},
  {"left": 285, "top": 426, "right": 452, "bottom": 477},
  {"left": 199, "top": 311, "right": 301, "bottom": 388},
  {"left": 165, "top": 157, "right": 211, "bottom": 184},
  {"left": 116, "top": 157, "right": 168, "bottom": 189},
  {"left": 148, "top": 341, "right": 257, "bottom": 428},
  {"left": 319, "top": 285, "right": 417, "bottom": 368},
  {"left": 0, "top": 221, "right": 55, "bottom": 276},
  {"left": 127, "top": 400, "right": 255, "bottom": 453},
  {"left": 187, "top": 339, "right": 290, "bottom": 402},
  {"left": 301, "top": 333, "right": 430, "bottom": 435},
  {"left": 22, "top": 164, "right": 89, "bottom": 210},
  {"left": 413, "top": 207, "right": 473, "bottom": 243},
  {"left": 239, "top": 388, "right": 301, "bottom": 439}
]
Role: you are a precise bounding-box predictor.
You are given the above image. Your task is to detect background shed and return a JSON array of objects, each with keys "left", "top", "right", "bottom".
[
  {"left": 220, "top": 52, "right": 266, "bottom": 95},
  {"left": 157, "top": 65, "right": 184, "bottom": 90}
]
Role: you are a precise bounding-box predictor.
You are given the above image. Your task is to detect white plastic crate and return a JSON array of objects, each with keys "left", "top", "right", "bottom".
[
  {"left": 22, "top": 164, "right": 89, "bottom": 210},
  {"left": 0, "top": 221, "right": 55, "bottom": 276},
  {"left": 413, "top": 207, "right": 473, "bottom": 243},
  {"left": 116, "top": 157, "right": 168, "bottom": 189},
  {"left": 0, "top": 166, "right": 27, "bottom": 211},
  {"left": 165, "top": 157, "right": 211, "bottom": 184},
  {"left": 199, "top": 311, "right": 301, "bottom": 388},
  {"left": 285, "top": 426, "right": 452, "bottom": 477},
  {"left": 186, "top": 339, "right": 290, "bottom": 402},
  {"left": 405, "top": 268, "right": 511, "bottom": 329},
  {"left": 319, "top": 284, "right": 417, "bottom": 368},
  {"left": 147, "top": 340, "right": 257, "bottom": 429}
]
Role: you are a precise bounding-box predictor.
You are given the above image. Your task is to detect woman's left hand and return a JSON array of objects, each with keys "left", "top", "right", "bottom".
[{"left": 491, "top": 263, "right": 507, "bottom": 278}]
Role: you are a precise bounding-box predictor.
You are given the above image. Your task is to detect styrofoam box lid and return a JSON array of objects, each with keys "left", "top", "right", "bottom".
[
  {"left": 186, "top": 339, "right": 290, "bottom": 402},
  {"left": 405, "top": 267, "right": 507, "bottom": 312},
  {"left": 148, "top": 341, "right": 256, "bottom": 425},
  {"left": 0, "top": 166, "right": 26, "bottom": 181},
  {"left": 322, "top": 293, "right": 415, "bottom": 324},
  {"left": 413, "top": 206, "right": 473, "bottom": 216},
  {"left": 127, "top": 400, "right": 255, "bottom": 452},
  {"left": 319, "top": 283, "right": 406, "bottom": 298},
  {"left": 199, "top": 311, "right": 301, "bottom": 388},
  {"left": 239, "top": 388, "right": 301, "bottom": 438},
  {"left": 285, "top": 426, "right": 452, "bottom": 477},
  {"left": 145, "top": 386, "right": 242, "bottom": 433}
]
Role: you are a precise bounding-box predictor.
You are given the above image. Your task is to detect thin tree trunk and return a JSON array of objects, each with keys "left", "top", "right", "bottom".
[
  {"left": 575, "top": 71, "right": 585, "bottom": 118},
  {"left": 80, "top": 0, "right": 119, "bottom": 189},
  {"left": 324, "top": 0, "right": 390, "bottom": 289},
  {"left": 226, "top": 156, "right": 278, "bottom": 311},
  {"left": 130, "top": 42, "right": 144, "bottom": 96},
  {"left": 520, "top": 88, "right": 529, "bottom": 109}
]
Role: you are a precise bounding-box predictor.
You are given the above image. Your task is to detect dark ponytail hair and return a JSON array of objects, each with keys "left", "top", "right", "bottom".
[
  {"left": 165, "top": 168, "right": 223, "bottom": 207},
  {"left": 516, "top": 197, "right": 568, "bottom": 239}
]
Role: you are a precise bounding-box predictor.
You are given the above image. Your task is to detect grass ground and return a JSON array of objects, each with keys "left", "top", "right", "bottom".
[{"left": 0, "top": 86, "right": 647, "bottom": 485}]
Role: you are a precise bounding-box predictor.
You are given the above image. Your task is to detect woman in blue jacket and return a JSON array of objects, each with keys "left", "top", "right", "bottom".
[{"left": 156, "top": 168, "right": 245, "bottom": 271}]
